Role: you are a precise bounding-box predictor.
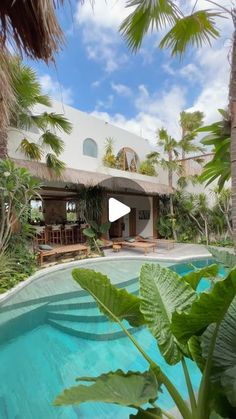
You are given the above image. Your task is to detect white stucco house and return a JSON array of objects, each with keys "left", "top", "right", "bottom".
[{"left": 7, "top": 100, "right": 210, "bottom": 239}]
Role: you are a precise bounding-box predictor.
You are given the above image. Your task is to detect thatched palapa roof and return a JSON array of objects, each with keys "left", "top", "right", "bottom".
[{"left": 13, "top": 159, "right": 173, "bottom": 196}]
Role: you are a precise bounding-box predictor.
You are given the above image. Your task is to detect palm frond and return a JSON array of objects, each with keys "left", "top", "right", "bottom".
[
  {"left": 146, "top": 151, "right": 160, "bottom": 163},
  {"left": 45, "top": 153, "right": 66, "bottom": 175},
  {"left": 160, "top": 10, "right": 220, "bottom": 56},
  {"left": 120, "top": 0, "right": 180, "bottom": 51},
  {"left": 19, "top": 139, "right": 42, "bottom": 161},
  {"left": 41, "top": 131, "right": 64, "bottom": 156},
  {"left": 37, "top": 112, "right": 72, "bottom": 134}
]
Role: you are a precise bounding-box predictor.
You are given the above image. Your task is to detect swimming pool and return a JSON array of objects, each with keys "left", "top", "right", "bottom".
[{"left": 0, "top": 257, "right": 219, "bottom": 419}]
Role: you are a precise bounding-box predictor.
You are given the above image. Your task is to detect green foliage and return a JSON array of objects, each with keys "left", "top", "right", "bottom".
[
  {"left": 208, "top": 247, "right": 236, "bottom": 269},
  {"left": 138, "top": 159, "right": 156, "bottom": 176},
  {"left": 0, "top": 159, "right": 41, "bottom": 253},
  {"left": 72, "top": 269, "right": 145, "bottom": 327},
  {"left": 183, "top": 264, "right": 219, "bottom": 290},
  {"left": 10, "top": 58, "right": 72, "bottom": 174},
  {"left": 78, "top": 186, "right": 104, "bottom": 223},
  {"left": 159, "top": 11, "right": 219, "bottom": 56},
  {"left": 102, "top": 137, "right": 117, "bottom": 168},
  {"left": 172, "top": 267, "right": 236, "bottom": 343},
  {"left": 56, "top": 262, "right": 236, "bottom": 418},
  {"left": 55, "top": 370, "right": 159, "bottom": 408},
  {"left": 120, "top": 1, "right": 220, "bottom": 54},
  {"left": 0, "top": 253, "right": 17, "bottom": 293},
  {"left": 201, "top": 298, "right": 236, "bottom": 407},
  {"left": 199, "top": 110, "right": 231, "bottom": 190},
  {"left": 140, "top": 263, "right": 196, "bottom": 364}
]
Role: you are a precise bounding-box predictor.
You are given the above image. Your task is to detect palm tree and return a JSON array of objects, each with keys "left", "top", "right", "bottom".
[
  {"left": 148, "top": 128, "right": 181, "bottom": 240},
  {"left": 103, "top": 137, "right": 117, "bottom": 168},
  {"left": 2, "top": 58, "right": 72, "bottom": 175},
  {"left": 120, "top": 1, "right": 236, "bottom": 248},
  {"left": 179, "top": 111, "right": 204, "bottom": 160}
]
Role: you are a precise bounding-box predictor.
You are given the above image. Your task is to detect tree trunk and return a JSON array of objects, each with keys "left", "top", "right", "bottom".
[
  {"left": 230, "top": 20, "right": 236, "bottom": 253},
  {"left": 168, "top": 151, "right": 177, "bottom": 241},
  {"left": 0, "top": 129, "right": 8, "bottom": 159}
]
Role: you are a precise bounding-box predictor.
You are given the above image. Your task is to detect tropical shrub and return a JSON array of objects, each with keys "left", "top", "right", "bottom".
[
  {"left": 102, "top": 137, "right": 117, "bottom": 168},
  {"left": 8, "top": 58, "right": 72, "bottom": 174},
  {"left": 83, "top": 221, "right": 111, "bottom": 255},
  {"left": 0, "top": 159, "right": 41, "bottom": 253},
  {"left": 138, "top": 159, "right": 156, "bottom": 176},
  {"left": 55, "top": 261, "right": 236, "bottom": 418}
]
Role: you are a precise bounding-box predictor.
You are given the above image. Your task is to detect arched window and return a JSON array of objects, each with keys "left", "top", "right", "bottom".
[
  {"left": 116, "top": 147, "right": 139, "bottom": 172},
  {"left": 83, "top": 138, "right": 98, "bottom": 158}
]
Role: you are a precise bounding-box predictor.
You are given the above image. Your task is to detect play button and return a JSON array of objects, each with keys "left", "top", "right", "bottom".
[{"left": 108, "top": 198, "right": 131, "bottom": 222}]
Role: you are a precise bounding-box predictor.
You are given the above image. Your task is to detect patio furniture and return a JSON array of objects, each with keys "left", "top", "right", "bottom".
[
  {"left": 49, "top": 225, "right": 62, "bottom": 245},
  {"left": 136, "top": 236, "right": 175, "bottom": 250},
  {"left": 114, "top": 240, "right": 155, "bottom": 256},
  {"left": 64, "top": 225, "right": 75, "bottom": 244},
  {"left": 33, "top": 226, "right": 46, "bottom": 246},
  {"left": 112, "top": 243, "right": 121, "bottom": 252},
  {"left": 37, "top": 243, "right": 88, "bottom": 266}
]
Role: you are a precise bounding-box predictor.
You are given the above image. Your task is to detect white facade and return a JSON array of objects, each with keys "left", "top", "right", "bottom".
[{"left": 8, "top": 99, "right": 169, "bottom": 186}]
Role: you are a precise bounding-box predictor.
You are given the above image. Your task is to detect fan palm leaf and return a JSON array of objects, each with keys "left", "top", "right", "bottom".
[
  {"left": 19, "top": 139, "right": 42, "bottom": 161},
  {"left": 46, "top": 153, "right": 66, "bottom": 176},
  {"left": 120, "top": 0, "right": 181, "bottom": 51},
  {"left": 160, "top": 10, "right": 220, "bottom": 56},
  {"left": 41, "top": 131, "right": 64, "bottom": 155}
]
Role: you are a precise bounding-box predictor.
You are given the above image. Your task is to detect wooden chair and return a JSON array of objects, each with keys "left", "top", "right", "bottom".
[
  {"left": 33, "top": 228, "right": 46, "bottom": 247},
  {"left": 64, "top": 227, "right": 74, "bottom": 244},
  {"left": 50, "top": 226, "right": 62, "bottom": 245}
]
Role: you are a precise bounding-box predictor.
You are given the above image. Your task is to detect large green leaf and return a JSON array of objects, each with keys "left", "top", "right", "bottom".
[
  {"left": 172, "top": 268, "right": 236, "bottom": 343},
  {"left": 99, "top": 221, "right": 111, "bottom": 234},
  {"left": 72, "top": 269, "right": 145, "bottom": 327},
  {"left": 120, "top": 0, "right": 180, "bottom": 51},
  {"left": 208, "top": 247, "right": 236, "bottom": 269},
  {"left": 159, "top": 10, "right": 220, "bottom": 56},
  {"left": 83, "top": 227, "right": 96, "bottom": 238},
  {"left": 139, "top": 264, "right": 196, "bottom": 364},
  {"left": 201, "top": 297, "right": 236, "bottom": 408},
  {"left": 54, "top": 370, "right": 159, "bottom": 407},
  {"left": 130, "top": 407, "right": 163, "bottom": 418},
  {"left": 183, "top": 264, "right": 219, "bottom": 290}
]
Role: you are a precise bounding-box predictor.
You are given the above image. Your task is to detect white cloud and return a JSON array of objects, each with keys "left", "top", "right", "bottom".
[
  {"left": 39, "top": 74, "right": 73, "bottom": 105},
  {"left": 91, "top": 84, "right": 186, "bottom": 143},
  {"left": 75, "top": 1, "right": 131, "bottom": 73},
  {"left": 111, "top": 82, "right": 132, "bottom": 97},
  {"left": 77, "top": 0, "right": 130, "bottom": 30},
  {"left": 95, "top": 94, "right": 114, "bottom": 111}
]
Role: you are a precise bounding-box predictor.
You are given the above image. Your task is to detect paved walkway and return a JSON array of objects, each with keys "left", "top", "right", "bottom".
[{"left": 104, "top": 242, "right": 212, "bottom": 261}]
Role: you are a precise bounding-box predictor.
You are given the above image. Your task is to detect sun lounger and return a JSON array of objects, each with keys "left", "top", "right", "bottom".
[
  {"left": 37, "top": 244, "right": 88, "bottom": 266},
  {"left": 114, "top": 240, "right": 155, "bottom": 255},
  {"left": 136, "top": 236, "right": 175, "bottom": 250}
]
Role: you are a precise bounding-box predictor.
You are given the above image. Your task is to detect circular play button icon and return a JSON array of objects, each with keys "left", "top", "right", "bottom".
[{"left": 97, "top": 176, "right": 152, "bottom": 239}]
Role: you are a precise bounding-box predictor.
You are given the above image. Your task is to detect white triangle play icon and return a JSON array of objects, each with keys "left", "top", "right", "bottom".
[{"left": 108, "top": 198, "right": 131, "bottom": 222}]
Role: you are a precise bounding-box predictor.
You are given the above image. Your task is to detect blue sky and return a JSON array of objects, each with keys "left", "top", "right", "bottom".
[{"left": 27, "top": 0, "right": 232, "bottom": 144}]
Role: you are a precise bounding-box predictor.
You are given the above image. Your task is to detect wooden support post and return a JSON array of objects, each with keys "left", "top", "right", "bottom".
[{"left": 152, "top": 196, "right": 159, "bottom": 238}]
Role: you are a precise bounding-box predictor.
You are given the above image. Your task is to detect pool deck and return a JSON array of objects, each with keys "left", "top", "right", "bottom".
[{"left": 104, "top": 242, "right": 211, "bottom": 261}]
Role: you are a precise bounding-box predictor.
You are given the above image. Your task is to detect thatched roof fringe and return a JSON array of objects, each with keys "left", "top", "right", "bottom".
[
  {"left": 13, "top": 159, "right": 173, "bottom": 196},
  {"left": 0, "top": 0, "right": 64, "bottom": 62}
]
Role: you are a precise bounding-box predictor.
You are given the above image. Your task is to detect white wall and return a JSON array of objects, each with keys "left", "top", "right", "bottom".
[{"left": 8, "top": 100, "right": 151, "bottom": 172}]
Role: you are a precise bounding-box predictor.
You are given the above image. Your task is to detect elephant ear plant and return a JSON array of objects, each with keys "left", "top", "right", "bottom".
[
  {"left": 83, "top": 221, "right": 111, "bottom": 255},
  {"left": 54, "top": 263, "right": 236, "bottom": 418}
]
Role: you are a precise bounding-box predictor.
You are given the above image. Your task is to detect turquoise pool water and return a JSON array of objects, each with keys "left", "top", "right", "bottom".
[{"left": 0, "top": 257, "right": 221, "bottom": 419}]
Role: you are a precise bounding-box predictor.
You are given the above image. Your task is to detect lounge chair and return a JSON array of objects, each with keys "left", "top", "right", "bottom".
[{"left": 112, "top": 238, "right": 155, "bottom": 255}]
